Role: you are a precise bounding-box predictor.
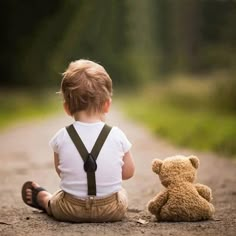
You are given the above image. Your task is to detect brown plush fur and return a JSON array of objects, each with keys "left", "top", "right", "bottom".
[{"left": 148, "top": 155, "right": 215, "bottom": 221}]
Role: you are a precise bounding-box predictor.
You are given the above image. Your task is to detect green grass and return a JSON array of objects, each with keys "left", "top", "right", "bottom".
[
  {"left": 0, "top": 89, "right": 62, "bottom": 130},
  {"left": 118, "top": 77, "right": 236, "bottom": 158}
]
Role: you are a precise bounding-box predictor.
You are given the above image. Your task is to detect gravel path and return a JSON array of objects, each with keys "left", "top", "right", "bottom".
[{"left": 0, "top": 106, "right": 235, "bottom": 236}]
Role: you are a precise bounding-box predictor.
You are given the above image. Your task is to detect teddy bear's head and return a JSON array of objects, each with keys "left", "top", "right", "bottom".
[{"left": 152, "top": 155, "right": 199, "bottom": 187}]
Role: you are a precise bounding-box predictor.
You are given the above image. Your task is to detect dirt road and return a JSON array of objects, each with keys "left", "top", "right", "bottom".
[{"left": 0, "top": 107, "right": 235, "bottom": 236}]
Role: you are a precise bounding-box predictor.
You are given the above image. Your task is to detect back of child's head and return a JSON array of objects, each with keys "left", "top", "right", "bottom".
[{"left": 61, "top": 59, "right": 112, "bottom": 115}]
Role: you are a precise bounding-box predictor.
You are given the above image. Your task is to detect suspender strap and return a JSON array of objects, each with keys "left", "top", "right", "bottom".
[
  {"left": 66, "top": 124, "right": 112, "bottom": 196},
  {"left": 66, "top": 125, "right": 90, "bottom": 163},
  {"left": 91, "top": 124, "right": 112, "bottom": 158}
]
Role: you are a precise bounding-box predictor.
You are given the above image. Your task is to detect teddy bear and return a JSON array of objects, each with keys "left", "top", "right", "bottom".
[{"left": 147, "top": 155, "right": 215, "bottom": 221}]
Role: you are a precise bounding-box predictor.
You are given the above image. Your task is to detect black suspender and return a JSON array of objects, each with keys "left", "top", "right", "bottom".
[{"left": 66, "top": 124, "right": 112, "bottom": 196}]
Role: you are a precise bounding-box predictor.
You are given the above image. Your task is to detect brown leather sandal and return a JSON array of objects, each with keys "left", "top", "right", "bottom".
[{"left": 21, "top": 181, "right": 47, "bottom": 211}]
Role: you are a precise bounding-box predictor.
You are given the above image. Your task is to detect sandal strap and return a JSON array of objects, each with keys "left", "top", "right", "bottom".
[{"left": 31, "top": 186, "right": 47, "bottom": 211}]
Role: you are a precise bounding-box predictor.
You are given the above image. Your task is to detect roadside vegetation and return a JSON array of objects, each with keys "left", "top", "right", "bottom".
[
  {"left": 0, "top": 89, "right": 61, "bottom": 130},
  {"left": 119, "top": 73, "right": 236, "bottom": 158}
]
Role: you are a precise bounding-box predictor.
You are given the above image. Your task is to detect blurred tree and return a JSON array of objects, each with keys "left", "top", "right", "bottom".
[
  {"left": 0, "top": 0, "right": 65, "bottom": 87},
  {"left": 49, "top": 0, "right": 133, "bottom": 87},
  {"left": 154, "top": 0, "right": 236, "bottom": 75},
  {"left": 124, "top": 0, "right": 158, "bottom": 83},
  {"left": 0, "top": 0, "right": 236, "bottom": 88},
  {"left": 199, "top": 0, "right": 236, "bottom": 71},
  {"left": 0, "top": 0, "right": 133, "bottom": 88},
  {"left": 170, "top": 0, "right": 201, "bottom": 72}
]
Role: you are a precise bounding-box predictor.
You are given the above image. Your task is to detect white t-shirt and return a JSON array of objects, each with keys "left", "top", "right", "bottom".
[{"left": 49, "top": 121, "right": 132, "bottom": 197}]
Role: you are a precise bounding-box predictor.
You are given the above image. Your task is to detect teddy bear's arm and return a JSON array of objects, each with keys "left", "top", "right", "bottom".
[
  {"left": 147, "top": 190, "right": 168, "bottom": 215},
  {"left": 195, "top": 183, "right": 213, "bottom": 202}
]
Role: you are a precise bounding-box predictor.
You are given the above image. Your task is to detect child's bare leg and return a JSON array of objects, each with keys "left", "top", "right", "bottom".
[{"left": 25, "top": 182, "right": 52, "bottom": 214}]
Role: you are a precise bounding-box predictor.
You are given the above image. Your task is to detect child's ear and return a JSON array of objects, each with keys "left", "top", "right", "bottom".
[{"left": 103, "top": 98, "right": 112, "bottom": 113}]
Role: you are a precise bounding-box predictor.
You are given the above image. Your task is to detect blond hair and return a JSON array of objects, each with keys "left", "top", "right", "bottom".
[{"left": 61, "top": 59, "right": 112, "bottom": 115}]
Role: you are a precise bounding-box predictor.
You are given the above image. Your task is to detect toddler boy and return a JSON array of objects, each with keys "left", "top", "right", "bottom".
[{"left": 22, "top": 59, "right": 135, "bottom": 222}]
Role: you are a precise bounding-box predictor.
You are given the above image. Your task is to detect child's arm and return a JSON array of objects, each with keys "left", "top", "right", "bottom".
[
  {"left": 54, "top": 152, "right": 61, "bottom": 178},
  {"left": 122, "top": 151, "right": 135, "bottom": 180}
]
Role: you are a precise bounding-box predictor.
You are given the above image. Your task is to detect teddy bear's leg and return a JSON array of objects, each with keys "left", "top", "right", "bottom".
[
  {"left": 199, "top": 202, "right": 215, "bottom": 220},
  {"left": 208, "top": 203, "right": 215, "bottom": 219},
  {"left": 195, "top": 183, "right": 215, "bottom": 219}
]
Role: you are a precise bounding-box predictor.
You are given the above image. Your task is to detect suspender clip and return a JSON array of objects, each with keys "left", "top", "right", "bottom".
[{"left": 84, "top": 154, "right": 97, "bottom": 172}]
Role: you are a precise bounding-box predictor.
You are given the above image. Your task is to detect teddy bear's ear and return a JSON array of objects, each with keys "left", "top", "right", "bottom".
[
  {"left": 152, "top": 159, "right": 163, "bottom": 174},
  {"left": 189, "top": 155, "right": 200, "bottom": 169}
]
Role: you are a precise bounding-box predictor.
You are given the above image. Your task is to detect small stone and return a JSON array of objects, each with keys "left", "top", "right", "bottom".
[{"left": 137, "top": 218, "right": 148, "bottom": 225}]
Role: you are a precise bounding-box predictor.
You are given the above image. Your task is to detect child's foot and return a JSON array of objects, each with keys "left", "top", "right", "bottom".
[
  {"left": 21, "top": 181, "right": 52, "bottom": 211},
  {"left": 25, "top": 182, "right": 47, "bottom": 207}
]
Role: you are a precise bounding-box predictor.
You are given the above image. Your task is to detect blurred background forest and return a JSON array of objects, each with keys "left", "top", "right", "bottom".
[{"left": 0, "top": 0, "right": 235, "bottom": 156}]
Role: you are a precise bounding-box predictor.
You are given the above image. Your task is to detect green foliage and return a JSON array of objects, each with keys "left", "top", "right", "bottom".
[
  {"left": 211, "top": 75, "right": 236, "bottom": 113},
  {"left": 0, "top": 89, "right": 61, "bottom": 129},
  {"left": 119, "top": 77, "right": 236, "bottom": 157}
]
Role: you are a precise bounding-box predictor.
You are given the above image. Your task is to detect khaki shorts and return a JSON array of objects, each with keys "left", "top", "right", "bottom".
[{"left": 49, "top": 189, "right": 128, "bottom": 223}]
